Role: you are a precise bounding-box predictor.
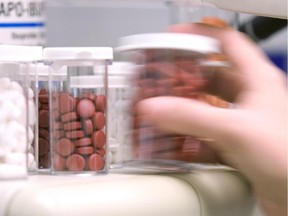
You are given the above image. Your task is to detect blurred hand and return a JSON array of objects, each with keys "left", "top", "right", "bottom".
[{"left": 136, "top": 23, "right": 287, "bottom": 216}]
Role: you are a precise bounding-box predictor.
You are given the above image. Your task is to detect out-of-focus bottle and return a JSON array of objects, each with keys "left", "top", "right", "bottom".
[
  {"left": 116, "top": 33, "right": 232, "bottom": 172},
  {"left": 0, "top": 0, "right": 46, "bottom": 45}
]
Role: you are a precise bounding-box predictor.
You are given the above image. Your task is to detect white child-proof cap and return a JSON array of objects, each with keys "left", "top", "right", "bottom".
[
  {"left": 0, "top": 45, "right": 42, "bottom": 62},
  {"left": 43, "top": 47, "right": 113, "bottom": 61},
  {"left": 115, "top": 33, "right": 220, "bottom": 54}
]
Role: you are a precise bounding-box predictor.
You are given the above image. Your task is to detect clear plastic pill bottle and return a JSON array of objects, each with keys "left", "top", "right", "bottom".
[
  {"left": 107, "top": 62, "right": 135, "bottom": 168},
  {"left": 43, "top": 47, "right": 113, "bottom": 175},
  {"left": 0, "top": 45, "right": 42, "bottom": 179},
  {"left": 116, "top": 33, "right": 230, "bottom": 172}
]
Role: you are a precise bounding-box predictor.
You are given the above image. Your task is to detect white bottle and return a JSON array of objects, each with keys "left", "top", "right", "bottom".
[{"left": 0, "top": 0, "right": 46, "bottom": 45}]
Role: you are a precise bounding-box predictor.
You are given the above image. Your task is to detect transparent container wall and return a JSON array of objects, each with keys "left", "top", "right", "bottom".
[
  {"left": 48, "top": 62, "right": 109, "bottom": 175},
  {"left": 118, "top": 48, "right": 231, "bottom": 172},
  {"left": 107, "top": 62, "right": 135, "bottom": 168},
  {"left": 0, "top": 63, "right": 28, "bottom": 179},
  {"left": 167, "top": 0, "right": 239, "bottom": 28}
]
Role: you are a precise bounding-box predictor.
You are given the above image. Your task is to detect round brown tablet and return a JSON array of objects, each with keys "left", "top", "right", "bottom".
[
  {"left": 39, "top": 152, "right": 50, "bottom": 168},
  {"left": 39, "top": 94, "right": 49, "bottom": 103},
  {"left": 58, "top": 92, "right": 76, "bottom": 114},
  {"left": 61, "top": 112, "right": 79, "bottom": 123},
  {"left": 87, "top": 153, "right": 105, "bottom": 171},
  {"left": 66, "top": 154, "right": 85, "bottom": 171},
  {"left": 52, "top": 130, "right": 65, "bottom": 140},
  {"left": 76, "top": 98, "right": 95, "bottom": 118},
  {"left": 82, "top": 119, "right": 93, "bottom": 135},
  {"left": 55, "top": 138, "right": 75, "bottom": 157},
  {"left": 39, "top": 138, "right": 49, "bottom": 156},
  {"left": 63, "top": 121, "right": 82, "bottom": 131},
  {"left": 95, "top": 95, "right": 106, "bottom": 112},
  {"left": 81, "top": 91, "right": 96, "bottom": 101},
  {"left": 76, "top": 146, "right": 94, "bottom": 155},
  {"left": 39, "top": 88, "right": 48, "bottom": 95},
  {"left": 53, "top": 154, "right": 66, "bottom": 171},
  {"left": 95, "top": 148, "right": 106, "bottom": 156},
  {"left": 65, "top": 130, "right": 85, "bottom": 139},
  {"left": 92, "top": 130, "right": 106, "bottom": 148},
  {"left": 74, "top": 137, "right": 92, "bottom": 147},
  {"left": 39, "top": 110, "right": 49, "bottom": 128},
  {"left": 39, "top": 128, "right": 49, "bottom": 141},
  {"left": 92, "top": 112, "right": 105, "bottom": 130}
]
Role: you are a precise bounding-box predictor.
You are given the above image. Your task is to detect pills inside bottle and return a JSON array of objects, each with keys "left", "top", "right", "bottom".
[{"left": 116, "top": 33, "right": 229, "bottom": 172}]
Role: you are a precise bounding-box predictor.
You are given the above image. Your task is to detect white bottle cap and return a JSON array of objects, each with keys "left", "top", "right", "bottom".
[
  {"left": 43, "top": 47, "right": 113, "bottom": 61},
  {"left": 0, "top": 45, "right": 42, "bottom": 62},
  {"left": 116, "top": 33, "right": 220, "bottom": 54}
]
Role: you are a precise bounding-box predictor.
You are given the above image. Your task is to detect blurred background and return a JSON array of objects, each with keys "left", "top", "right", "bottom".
[{"left": 45, "top": 0, "right": 287, "bottom": 72}]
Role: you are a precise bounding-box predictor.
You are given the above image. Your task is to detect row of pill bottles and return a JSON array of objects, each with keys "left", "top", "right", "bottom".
[
  {"left": 42, "top": 47, "right": 113, "bottom": 175},
  {"left": 0, "top": 45, "right": 42, "bottom": 179},
  {"left": 116, "top": 33, "right": 231, "bottom": 172}
]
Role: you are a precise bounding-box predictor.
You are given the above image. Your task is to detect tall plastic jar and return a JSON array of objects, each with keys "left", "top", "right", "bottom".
[
  {"left": 0, "top": 45, "right": 42, "bottom": 179},
  {"left": 166, "top": 0, "right": 239, "bottom": 28},
  {"left": 107, "top": 62, "right": 135, "bottom": 168},
  {"left": 43, "top": 47, "right": 113, "bottom": 175},
  {"left": 116, "top": 33, "right": 230, "bottom": 172}
]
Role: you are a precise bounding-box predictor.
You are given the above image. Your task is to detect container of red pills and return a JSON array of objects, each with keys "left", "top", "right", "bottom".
[
  {"left": 116, "top": 33, "right": 228, "bottom": 172},
  {"left": 43, "top": 47, "right": 113, "bottom": 175}
]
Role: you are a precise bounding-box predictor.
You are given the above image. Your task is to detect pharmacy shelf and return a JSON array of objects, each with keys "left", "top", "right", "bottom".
[{"left": 0, "top": 167, "right": 257, "bottom": 216}]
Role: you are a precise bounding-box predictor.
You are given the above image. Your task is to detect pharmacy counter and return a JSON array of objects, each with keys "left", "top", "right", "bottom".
[{"left": 0, "top": 167, "right": 256, "bottom": 216}]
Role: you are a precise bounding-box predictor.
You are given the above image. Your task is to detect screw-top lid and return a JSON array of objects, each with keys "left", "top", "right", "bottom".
[
  {"left": 115, "top": 33, "right": 220, "bottom": 54},
  {"left": 43, "top": 47, "right": 113, "bottom": 61},
  {"left": 0, "top": 45, "right": 42, "bottom": 62}
]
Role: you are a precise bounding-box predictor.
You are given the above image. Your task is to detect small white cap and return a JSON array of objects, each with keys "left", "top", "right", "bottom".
[
  {"left": 116, "top": 33, "right": 220, "bottom": 54},
  {"left": 0, "top": 45, "right": 42, "bottom": 62},
  {"left": 43, "top": 47, "right": 113, "bottom": 61}
]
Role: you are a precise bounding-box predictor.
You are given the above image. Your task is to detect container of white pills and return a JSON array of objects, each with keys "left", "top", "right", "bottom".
[{"left": 0, "top": 45, "right": 42, "bottom": 179}]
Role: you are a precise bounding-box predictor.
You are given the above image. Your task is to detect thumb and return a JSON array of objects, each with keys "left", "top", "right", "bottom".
[{"left": 136, "top": 96, "right": 236, "bottom": 141}]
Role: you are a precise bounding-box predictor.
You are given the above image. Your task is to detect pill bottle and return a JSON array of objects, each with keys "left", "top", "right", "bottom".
[
  {"left": 107, "top": 62, "right": 135, "bottom": 168},
  {"left": 166, "top": 0, "right": 239, "bottom": 28},
  {"left": 43, "top": 47, "right": 113, "bottom": 175},
  {"left": 0, "top": 45, "right": 42, "bottom": 179},
  {"left": 116, "top": 33, "right": 230, "bottom": 172}
]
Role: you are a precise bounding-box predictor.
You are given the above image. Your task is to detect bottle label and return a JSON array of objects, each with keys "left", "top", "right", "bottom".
[{"left": 0, "top": 0, "right": 46, "bottom": 45}]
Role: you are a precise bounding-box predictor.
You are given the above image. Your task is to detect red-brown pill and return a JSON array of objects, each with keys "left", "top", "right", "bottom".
[
  {"left": 87, "top": 153, "right": 104, "bottom": 171},
  {"left": 81, "top": 91, "right": 96, "bottom": 101},
  {"left": 39, "top": 110, "right": 49, "bottom": 128},
  {"left": 39, "top": 128, "right": 49, "bottom": 141},
  {"left": 63, "top": 121, "right": 82, "bottom": 131},
  {"left": 66, "top": 154, "right": 85, "bottom": 171},
  {"left": 39, "top": 152, "right": 50, "bottom": 168},
  {"left": 76, "top": 99, "right": 95, "bottom": 118},
  {"left": 82, "top": 119, "right": 93, "bottom": 135},
  {"left": 95, "top": 148, "right": 106, "bottom": 156},
  {"left": 53, "top": 154, "right": 66, "bottom": 171},
  {"left": 66, "top": 130, "right": 85, "bottom": 139},
  {"left": 92, "top": 112, "right": 105, "bottom": 130},
  {"left": 76, "top": 146, "right": 94, "bottom": 155},
  {"left": 39, "top": 138, "right": 49, "bottom": 156},
  {"left": 95, "top": 95, "right": 106, "bottom": 112},
  {"left": 92, "top": 130, "right": 106, "bottom": 148},
  {"left": 58, "top": 92, "right": 76, "bottom": 114},
  {"left": 39, "top": 94, "right": 49, "bottom": 103},
  {"left": 75, "top": 137, "right": 92, "bottom": 147},
  {"left": 52, "top": 130, "right": 65, "bottom": 140},
  {"left": 61, "top": 112, "right": 79, "bottom": 123},
  {"left": 55, "top": 138, "right": 75, "bottom": 157}
]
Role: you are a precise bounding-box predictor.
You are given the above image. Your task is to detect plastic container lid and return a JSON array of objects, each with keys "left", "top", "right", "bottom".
[
  {"left": 115, "top": 33, "right": 220, "bottom": 54},
  {"left": 0, "top": 45, "right": 42, "bottom": 62},
  {"left": 70, "top": 76, "right": 105, "bottom": 88},
  {"left": 43, "top": 47, "right": 113, "bottom": 61}
]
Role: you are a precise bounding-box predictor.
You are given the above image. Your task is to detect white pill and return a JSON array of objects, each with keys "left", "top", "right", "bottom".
[
  {"left": 28, "top": 87, "right": 34, "bottom": 99},
  {"left": 5, "top": 152, "right": 26, "bottom": 165},
  {"left": 0, "top": 78, "right": 11, "bottom": 90},
  {"left": 28, "top": 126, "right": 34, "bottom": 147},
  {"left": 28, "top": 100, "right": 36, "bottom": 126},
  {"left": 10, "top": 81, "right": 23, "bottom": 93}
]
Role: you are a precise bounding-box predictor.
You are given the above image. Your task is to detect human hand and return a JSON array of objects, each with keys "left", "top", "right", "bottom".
[{"left": 135, "top": 23, "right": 287, "bottom": 216}]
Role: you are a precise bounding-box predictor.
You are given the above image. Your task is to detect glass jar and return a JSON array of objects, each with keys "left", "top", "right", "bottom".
[
  {"left": 43, "top": 47, "right": 113, "bottom": 175},
  {"left": 116, "top": 33, "right": 229, "bottom": 172},
  {"left": 0, "top": 45, "right": 42, "bottom": 179},
  {"left": 166, "top": 0, "right": 239, "bottom": 28}
]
